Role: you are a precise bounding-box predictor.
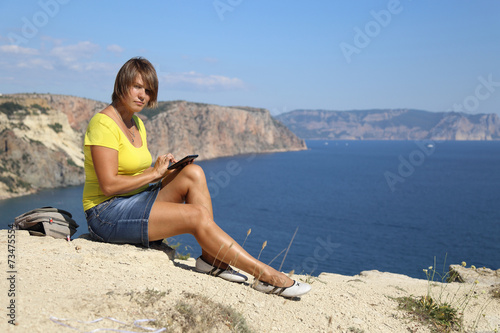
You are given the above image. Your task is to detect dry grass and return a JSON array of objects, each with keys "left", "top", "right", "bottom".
[
  {"left": 394, "top": 259, "right": 499, "bottom": 333},
  {"left": 127, "top": 289, "right": 254, "bottom": 333},
  {"left": 394, "top": 295, "right": 461, "bottom": 333}
]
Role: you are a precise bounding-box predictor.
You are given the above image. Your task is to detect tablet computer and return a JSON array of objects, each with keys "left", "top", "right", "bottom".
[{"left": 168, "top": 155, "right": 199, "bottom": 170}]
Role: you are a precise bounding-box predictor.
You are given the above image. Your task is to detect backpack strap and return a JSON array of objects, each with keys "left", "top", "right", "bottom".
[{"left": 16, "top": 206, "right": 73, "bottom": 219}]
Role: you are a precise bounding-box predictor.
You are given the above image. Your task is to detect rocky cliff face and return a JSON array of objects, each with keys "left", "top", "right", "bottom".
[
  {"left": 276, "top": 109, "right": 500, "bottom": 140},
  {"left": 142, "top": 101, "right": 306, "bottom": 160},
  {"left": 0, "top": 94, "right": 106, "bottom": 199},
  {"left": 0, "top": 94, "right": 305, "bottom": 199}
]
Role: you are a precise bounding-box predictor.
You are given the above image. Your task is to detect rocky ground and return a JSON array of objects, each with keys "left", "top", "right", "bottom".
[{"left": 1, "top": 230, "right": 499, "bottom": 333}]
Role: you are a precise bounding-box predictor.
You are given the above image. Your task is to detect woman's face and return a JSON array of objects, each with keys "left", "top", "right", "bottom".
[{"left": 123, "top": 74, "right": 151, "bottom": 113}]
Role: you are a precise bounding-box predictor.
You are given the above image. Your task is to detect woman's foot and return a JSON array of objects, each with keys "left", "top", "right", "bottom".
[
  {"left": 254, "top": 269, "right": 295, "bottom": 288},
  {"left": 195, "top": 256, "right": 248, "bottom": 283},
  {"left": 200, "top": 251, "right": 231, "bottom": 270},
  {"left": 252, "top": 280, "right": 312, "bottom": 298}
]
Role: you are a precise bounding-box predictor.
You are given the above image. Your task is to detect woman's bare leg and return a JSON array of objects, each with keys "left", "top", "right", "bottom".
[
  {"left": 149, "top": 201, "right": 293, "bottom": 286},
  {"left": 155, "top": 164, "right": 227, "bottom": 268},
  {"left": 149, "top": 164, "right": 293, "bottom": 287}
]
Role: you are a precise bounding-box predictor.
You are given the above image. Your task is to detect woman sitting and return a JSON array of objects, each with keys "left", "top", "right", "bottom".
[{"left": 82, "top": 57, "right": 311, "bottom": 298}]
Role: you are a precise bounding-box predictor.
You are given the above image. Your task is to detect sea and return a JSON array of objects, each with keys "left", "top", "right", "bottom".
[{"left": 1, "top": 140, "right": 499, "bottom": 280}]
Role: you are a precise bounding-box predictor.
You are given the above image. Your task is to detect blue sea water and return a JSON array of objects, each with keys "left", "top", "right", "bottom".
[{"left": 1, "top": 140, "right": 499, "bottom": 279}]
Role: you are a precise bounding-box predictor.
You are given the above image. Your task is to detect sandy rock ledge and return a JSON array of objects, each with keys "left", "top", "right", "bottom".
[{"left": 1, "top": 230, "right": 499, "bottom": 332}]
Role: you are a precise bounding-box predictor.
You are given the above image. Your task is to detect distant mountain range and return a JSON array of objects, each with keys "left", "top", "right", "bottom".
[{"left": 275, "top": 109, "right": 500, "bottom": 140}]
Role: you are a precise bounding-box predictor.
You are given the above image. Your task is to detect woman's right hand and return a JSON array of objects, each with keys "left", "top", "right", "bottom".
[{"left": 152, "top": 153, "right": 177, "bottom": 180}]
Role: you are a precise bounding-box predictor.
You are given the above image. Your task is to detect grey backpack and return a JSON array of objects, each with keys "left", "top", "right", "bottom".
[{"left": 13, "top": 206, "right": 79, "bottom": 239}]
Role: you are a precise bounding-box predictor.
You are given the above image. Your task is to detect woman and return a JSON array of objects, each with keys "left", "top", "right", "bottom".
[{"left": 82, "top": 57, "right": 311, "bottom": 298}]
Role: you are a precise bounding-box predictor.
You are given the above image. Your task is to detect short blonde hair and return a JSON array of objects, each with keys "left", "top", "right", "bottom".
[{"left": 112, "top": 57, "right": 159, "bottom": 108}]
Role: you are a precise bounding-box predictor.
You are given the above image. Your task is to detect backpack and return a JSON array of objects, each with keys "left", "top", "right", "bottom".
[{"left": 13, "top": 206, "right": 79, "bottom": 239}]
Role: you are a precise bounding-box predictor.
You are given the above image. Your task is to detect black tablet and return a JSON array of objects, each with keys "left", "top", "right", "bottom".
[{"left": 167, "top": 155, "right": 199, "bottom": 170}]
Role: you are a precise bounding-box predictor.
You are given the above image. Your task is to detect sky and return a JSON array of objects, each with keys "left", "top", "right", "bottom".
[{"left": 0, "top": 0, "right": 499, "bottom": 116}]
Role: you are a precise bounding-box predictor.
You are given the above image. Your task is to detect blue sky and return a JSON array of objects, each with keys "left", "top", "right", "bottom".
[{"left": 1, "top": 0, "right": 499, "bottom": 115}]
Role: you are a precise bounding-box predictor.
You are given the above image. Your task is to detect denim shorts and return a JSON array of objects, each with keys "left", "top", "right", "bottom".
[{"left": 84, "top": 182, "right": 161, "bottom": 247}]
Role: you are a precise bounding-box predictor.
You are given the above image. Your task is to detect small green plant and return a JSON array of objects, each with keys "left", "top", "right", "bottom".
[
  {"left": 67, "top": 158, "right": 79, "bottom": 168},
  {"left": 169, "top": 241, "right": 192, "bottom": 260},
  {"left": 0, "top": 174, "right": 32, "bottom": 192},
  {"left": 31, "top": 103, "right": 49, "bottom": 114},
  {"left": 396, "top": 295, "right": 460, "bottom": 332},
  {"left": 0, "top": 102, "right": 24, "bottom": 116},
  {"left": 48, "top": 123, "right": 63, "bottom": 133},
  {"left": 17, "top": 179, "right": 32, "bottom": 190},
  {"left": 420, "top": 296, "right": 459, "bottom": 329},
  {"left": 29, "top": 138, "right": 43, "bottom": 145},
  {"left": 423, "top": 259, "right": 480, "bottom": 320},
  {"left": 0, "top": 175, "right": 16, "bottom": 192},
  {"left": 395, "top": 258, "right": 488, "bottom": 332}
]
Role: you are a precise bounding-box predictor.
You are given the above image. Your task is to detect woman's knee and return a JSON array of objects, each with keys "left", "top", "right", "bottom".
[
  {"left": 186, "top": 204, "right": 213, "bottom": 233},
  {"left": 189, "top": 205, "right": 220, "bottom": 239},
  {"left": 181, "top": 163, "right": 207, "bottom": 183}
]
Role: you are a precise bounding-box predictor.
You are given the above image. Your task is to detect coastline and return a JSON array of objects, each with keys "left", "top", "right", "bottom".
[
  {"left": 0, "top": 148, "right": 308, "bottom": 201},
  {"left": 0, "top": 188, "right": 38, "bottom": 201},
  {"left": 1, "top": 230, "right": 499, "bottom": 332}
]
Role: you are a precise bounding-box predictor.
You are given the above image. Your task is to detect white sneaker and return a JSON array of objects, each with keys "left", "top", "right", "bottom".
[
  {"left": 252, "top": 280, "right": 311, "bottom": 298},
  {"left": 195, "top": 256, "right": 248, "bottom": 283}
]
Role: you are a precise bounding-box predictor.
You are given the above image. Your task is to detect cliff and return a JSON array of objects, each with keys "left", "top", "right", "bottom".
[
  {"left": 0, "top": 94, "right": 306, "bottom": 199},
  {"left": 276, "top": 109, "right": 500, "bottom": 140},
  {"left": 141, "top": 101, "right": 306, "bottom": 160},
  {"left": 1, "top": 230, "right": 499, "bottom": 332},
  {"left": 0, "top": 94, "right": 107, "bottom": 199}
]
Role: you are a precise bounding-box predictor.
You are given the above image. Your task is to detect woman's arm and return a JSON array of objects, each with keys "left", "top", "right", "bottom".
[{"left": 91, "top": 145, "right": 174, "bottom": 196}]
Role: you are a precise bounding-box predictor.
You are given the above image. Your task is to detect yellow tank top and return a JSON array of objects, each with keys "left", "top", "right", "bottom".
[{"left": 82, "top": 113, "right": 153, "bottom": 211}]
